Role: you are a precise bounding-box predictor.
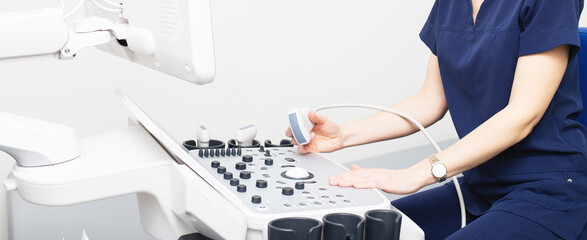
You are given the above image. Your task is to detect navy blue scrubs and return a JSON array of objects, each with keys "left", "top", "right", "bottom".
[{"left": 393, "top": 0, "right": 587, "bottom": 239}]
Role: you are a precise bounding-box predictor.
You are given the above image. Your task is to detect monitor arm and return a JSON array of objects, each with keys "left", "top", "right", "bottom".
[{"left": 0, "top": 7, "right": 154, "bottom": 61}]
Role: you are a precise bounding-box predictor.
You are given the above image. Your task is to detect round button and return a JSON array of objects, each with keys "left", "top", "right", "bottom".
[
  {"left": 251, "top": 195, "right": 262, "bottom": 204},
  {"left": 210, "top": 161, "right": 220, "bottom": 168},
  {"left": 223, "top": 172, "right": 233, "bottom": 180},
  {"left": 256, "top": 179, "right": 268, "bottom": 188},
  {"left": 295, "top": 182, "right": 305, "bottom": 190},
  {"left": 235, "top": 162, "right": 247, "bottom": 170},
  {"left": 217, "top": 166, "right": 226, "bottom": 174},
  {"left": 240, "top": 171, "right": 252, "bottom": 179},
  {"left": 284, "top": 167, "right": 311, "bottom": 179},
  {"left": 242, "top": 155, "right": 253, "bottom": 162},
  {"left": 264, "top": 158, "right": 274, "bottom": 166},
  {"left": 237, "top": 184, "right": 247, "bottom": 193},
  {"left": 282, "top": 187, "right": 294, "bottom": 196},
  {"left": 230, "top": 178, "right": 240, "bottom": 186}
]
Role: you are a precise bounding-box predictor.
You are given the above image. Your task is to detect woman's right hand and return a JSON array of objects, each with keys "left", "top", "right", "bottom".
[{"left": 285, "top": 111, "right": 344, "bottom": 154}]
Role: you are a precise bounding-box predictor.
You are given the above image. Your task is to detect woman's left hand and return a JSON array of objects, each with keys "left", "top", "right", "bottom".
[{"left": 328, "top": 165, "right": 426, "bottom": 195}]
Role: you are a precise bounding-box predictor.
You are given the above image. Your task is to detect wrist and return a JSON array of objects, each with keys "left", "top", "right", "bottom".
[
  {"left": 410, "top": 159, "right": 438, "bottom": 188},
  {"left": 339, "top": 123, "right": 354, "bottom": 148}
]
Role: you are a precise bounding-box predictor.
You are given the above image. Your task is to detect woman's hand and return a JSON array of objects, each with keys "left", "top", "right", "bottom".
[
  {"left": 329, "top": 164, "right": 428, "bottom": 195},
  {"left": 285, "top": 111, "right": 344, "bottom": 154}
]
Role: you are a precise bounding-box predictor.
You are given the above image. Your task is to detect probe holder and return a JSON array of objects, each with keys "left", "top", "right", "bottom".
[
  {"left": 182, "top": 139, "right": 225, "bottom": 150},
  {"left": 322, "top": 213, "right": 365, "bottom": 240},
  {"left": 365, "top": 209, "right": 402, "bottom": 240},
  {"left": 268, "top": 217, "right": 322, "bottom": 240},
  {"left": 227, "top": 139, "right": 261, "bottom": 148}
]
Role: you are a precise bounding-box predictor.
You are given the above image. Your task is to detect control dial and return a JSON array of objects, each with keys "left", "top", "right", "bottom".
[{"left": 281, "top": 167, "right": 314, "bottom": 180}]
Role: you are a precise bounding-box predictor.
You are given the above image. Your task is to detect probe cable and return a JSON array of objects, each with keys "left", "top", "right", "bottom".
[{"left": 315, "top": 103, "right": 467, "bottom": 228}]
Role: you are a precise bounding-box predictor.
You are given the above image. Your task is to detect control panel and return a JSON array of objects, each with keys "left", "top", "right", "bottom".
[{"left": 186, "top": 142, "right": 388, "bottom": 215}]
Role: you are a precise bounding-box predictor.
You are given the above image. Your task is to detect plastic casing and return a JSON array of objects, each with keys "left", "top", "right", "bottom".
[
  {"left": 85, "top": 0, "right": 216, "bottom": 85},
  {"left": 7, "top": 92, "right": 425, "bottom": 239},
  {"left": 0, "top": 11, "right": 68, "bottom": 59}
]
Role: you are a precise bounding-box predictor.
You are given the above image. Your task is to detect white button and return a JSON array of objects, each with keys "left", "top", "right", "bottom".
[
  {"left": 567, "top": 179, "right": 573, "bottom": 183},
  {"left": 285, "top": 167, "right": 310, "bottom": 178}
]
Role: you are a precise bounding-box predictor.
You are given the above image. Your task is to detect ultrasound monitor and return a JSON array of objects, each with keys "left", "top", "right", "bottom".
[{"left": 84, "top": 0, "right": 216, "bottom": 85}]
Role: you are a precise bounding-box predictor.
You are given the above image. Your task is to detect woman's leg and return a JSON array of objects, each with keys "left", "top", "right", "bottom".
[
  {"left": 446, "top": 210, "right": 561, "bottom": 240},
  {"left": 392, "top": 183, "right": 465, "bottom": 240}
]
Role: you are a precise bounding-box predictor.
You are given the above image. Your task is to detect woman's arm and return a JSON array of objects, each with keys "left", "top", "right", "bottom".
[
  {"left": 330, "top": 45, "right": 571, "bottom": 193},
  {"left": 341, "top": 54, "right": 448, "bottom": 147},
  {"left": 287, "top": 54, "right": 449, "bottom": 153}
]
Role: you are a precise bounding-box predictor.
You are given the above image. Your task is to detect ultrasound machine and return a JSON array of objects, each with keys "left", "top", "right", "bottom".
[{"left": 0, "top": 1, "right": 425, "bottom": 239}]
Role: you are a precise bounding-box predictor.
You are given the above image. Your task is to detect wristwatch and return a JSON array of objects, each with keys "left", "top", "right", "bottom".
[{"left": 428, "top": 154, "right": 447, "bottom": 183}]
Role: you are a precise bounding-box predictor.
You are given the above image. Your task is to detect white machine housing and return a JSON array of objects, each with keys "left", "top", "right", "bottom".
[
  {"left": 86, "top": 0, "right": 216, "bottom": 85},
  {"left": 4, "top": 91, "right": 425, "bottom": 239}
]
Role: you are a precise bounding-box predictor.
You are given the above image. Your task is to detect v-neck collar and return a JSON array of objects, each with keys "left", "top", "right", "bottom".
[{"left": 469, "top": 0, "right": 489, "bottom": 29}]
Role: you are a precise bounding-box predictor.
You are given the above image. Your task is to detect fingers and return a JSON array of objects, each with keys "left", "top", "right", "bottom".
[
  {"left": 329, "top": 166, "right": 384, "bottom": 190},
  {"left": 297, "top": 145, "right": 309, "bottom": 154},
  {"left": 308, "top": 111, "right": 328, "bottom": 125}
]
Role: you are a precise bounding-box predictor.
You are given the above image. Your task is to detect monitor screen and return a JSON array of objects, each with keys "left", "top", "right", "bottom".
[{"left": 85, "top": 0, "right": 216, "bottom": 85}]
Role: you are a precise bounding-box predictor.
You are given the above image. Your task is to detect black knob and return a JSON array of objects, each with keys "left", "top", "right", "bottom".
[
  {"left": 282, "top": 187, "right": 294, "bottom": 196},
  {"left": 230, "top": 178, "right": 240, "bottom": 186},
  {"left": 235, "top": 162, "right": 246, "bottom": 170},
  {"left": 237, "top": 184, "right": 247, "bottom": 193},
  {"left": 242, "top": 155, "right": 253, "bottom": 163},
  {"left": 215, "top": 149, "right": 220, "bottom": 157},
  {"left": 221, "top": 148, "right": 226, "bottom": 156},
  {"left": 223, "top": 172, "right": 233, "bottom": 180},
  {"left": 259, "top": 146, "right": 265, "bottom": 152},
  {"left": 198, "top": 149, "right": 203, "bottom": 158},
  {"left": 204, "top": 149, "right": 209, "bottom": 157},
  {"left": 211, "top": 161, "right": 220, "bottom": 168},
  {"left": 237, "top": 147, "right": 242, "bottom": 156},
  {"left": 295, "top": 182, "right": 305, "bottom": 190},
  {"left": 251, "top": 195, "right": 262, "bottom": 204},
  {"left": 240, "top": 171, "right": 252, "bottom": 179},
  {"left": 264, "top": 150, "right": 271, "bottom": 157},
  {"left": 217, "top": 166, "right": 226, "bottom": 174},
  {"left": 256, "top": 179, "right": 268, "bottom": 188},
  {"left": 264, "top": 158, "right": 274, "bottom": 166}
]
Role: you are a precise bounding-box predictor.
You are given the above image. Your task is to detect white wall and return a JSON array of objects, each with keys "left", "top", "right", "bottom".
[{"left": 3, "top": 0, "right": 587, "bottom": 239}]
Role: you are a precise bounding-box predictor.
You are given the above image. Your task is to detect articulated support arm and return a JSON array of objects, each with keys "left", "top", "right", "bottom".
[{"left": 0, "top": 8, "right": 153, "bottom": 61}]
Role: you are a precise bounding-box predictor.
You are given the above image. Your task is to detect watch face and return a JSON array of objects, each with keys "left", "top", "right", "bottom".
[{"left": 432, "top": 163, "right": 447, "bottom": 178}]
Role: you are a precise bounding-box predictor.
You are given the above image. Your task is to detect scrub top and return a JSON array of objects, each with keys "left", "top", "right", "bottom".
[{"left": 420, "top": 0, "right": 587, "bottom": 239}]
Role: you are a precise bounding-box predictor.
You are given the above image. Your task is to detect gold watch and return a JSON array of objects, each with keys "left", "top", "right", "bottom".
[{"left": 429, "top": 154, "right": 447, "bottom": 183}]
